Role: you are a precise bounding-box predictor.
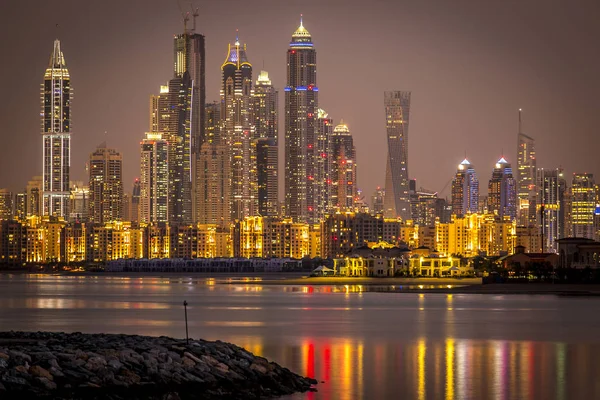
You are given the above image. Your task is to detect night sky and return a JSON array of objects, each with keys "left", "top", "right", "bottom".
[{"left": 1, "top": 0, "right": 599, "bottom": 202}]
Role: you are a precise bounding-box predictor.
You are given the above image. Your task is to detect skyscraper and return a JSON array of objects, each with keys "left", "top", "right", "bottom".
[
  {"left": 451, "top": 159, "right": 479, "bottom": 217},
  {"left": 197, "top": 141, "right": 230, "bottom": 226},
  {"left": 516, "top": 110, "right": 537, "bottom": 226},
  {"left": 0, "top": 189, "right": 13, "bottom": 220},
  {"left": 140, "top": 133, "right": 169, "bottom": 224},
  {"left": 174, "top": 21, "right": 206, "bottom": 224},
  {"left": 253, "top": 70, "right": 279, "bottom": 216},
  {"left": 88, "top": 145, "right": 124, "bottom": 224},
  {"left": 313, "top": 109, "right": 333, "bottom": 219},
  {"left": 285, "top": 17, "right": 318, "bottom": 223},
  {"left": 331, "top": 121, "right": 357, "bottom": 210},
  {"left": 537, "top": 168, "right": 566, "bottom": 253},
  {"left": 487, "top": 157, "right": 517, "bottom": 220},
  {"left": 383, "top": 91, "right": 411, "bottom": 220},
  {"left": 42, "top": 39, "right": 72, "bottom": 218},
  {"left": 221, "top": 33, "right": 255, "bottom": 221},
  {"left": 371, "top": 187, "right": 385, "bottom": 215},
  {"left": 571, "top": 173, "right": 596, "bottom": 239}
]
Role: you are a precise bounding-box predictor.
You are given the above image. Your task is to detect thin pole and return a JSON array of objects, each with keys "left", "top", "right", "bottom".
[{"left": 183, "top": 300, "right": 189, "bottom": 344}]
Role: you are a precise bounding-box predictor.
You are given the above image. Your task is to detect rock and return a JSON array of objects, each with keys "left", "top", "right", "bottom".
[
  {"left": 0, "top": 352, "right": 9, "bottom": 360},
  {"left": 85, "top": 356, "right": 107, "bottom": 372},
  {"left": 8, "top": 350, "right": 31, "bottom": 363},
  {"left": 35, "top": 376, "right": 57, "bottom": 390},
  {"left": 0, "top": 382, "right": 5, "bottom": 391},
  {"left": 15, "top": 365, "right": 29, "bottom": 374},
  {"left": 106, "top": 357, "right": 122, "bottom": 370},
  {"left": 30, "top": 365, "right": 53, "bottom": 380},
  {"left": 250, "top": 362, "right": 268, "bottom": 374},
  {"left": 183, "top": 351, "right": 201, "bottom": 364},
  {"left": 2, "top": 375, "right": 28, "bottom": 387},
  {"left": 0, "top": 358, "right": 8, "bottom": 368},
  {"left": 181, "top": 356, "right": 196, "bottom": 368},
  {"left": 117, "top": 368, "right": 141, "bottom": 385}
]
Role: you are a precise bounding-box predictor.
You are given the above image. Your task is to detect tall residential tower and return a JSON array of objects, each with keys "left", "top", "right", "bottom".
[
  {"left": 451, "top": 159, "right": 479, "bottom": 217},
  {"left": 383, "top": 91, "right": 411, "bottom": 220},
  {"left": 488, "top": 157, "right": 517, "bottom": 220},
  {"left": 285, "top": 17, "right": 319, "bottom": 223},
  {"left": 42, "top": 39, "right": 72, "bottom": 218},
  {"left": 516, "top": 110, "right": 537, "bottom": 226}
]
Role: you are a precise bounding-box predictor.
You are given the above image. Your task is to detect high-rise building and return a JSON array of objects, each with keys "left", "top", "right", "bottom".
[
  {"left": 130, "top": 179, "right": 141, "bottom": 223},
  {"left": 371, "top": 187, "right": 385, "bottom": 215},
  {"left": 174, "top": 24, "right": 206, "bottom": 224},
  {"left": 285, "top": 18, "right": 319, "bottom": 223},
  {"left": 313, "top": 109, "right": 333, "bottom": 219},
  {"left": 26, "top": 176, "right": 43, "bottom": 217},
  {"left": 41, "top": 39, "right": 72, "bottom": 218},
  {"left": 0, "top": 189, "right": 13, "bottom": 220},
  {"left": 516, "top": 110, "right": 537, "bottom": 226},
  {"left": 451, "top": 159, "right": 479, "bottom": 217},
  {"left": 221, "top": 33, "right": 256, "bottom": 221},
  {"left": 197, "top": 141, "right": 231, "bottom": 226},
  {"left": 331, "top": 121, "right": 357, "bottom": 211},
  {"left": 88, "top": 145, "right": 123, "bottom": 224},
  {"left": 537, "top": 168, "right": 566, "bottom": 252},
  {"left": 253, "top": 70, "right": 279, "bottom": 216},
  {"left": 139, "top": 133, "right": 169, "bottom": 224},
  {"left": 383, "top": 91, "right": 411, "bottom": 220},
  {"left": 204, "top": 101, "right": 222, "bottom": 143},
  {"left": 571, "top": 173, "right": 595, "bottom": 239},
  {"left": 15, "top": 193, "right": 27, "bottom": 221},
  {"left": 487, "top": 157, "right": 517, "bottom": 220},
  {"left": 69, "top": 183, "right": 89, "bottom": 222}
]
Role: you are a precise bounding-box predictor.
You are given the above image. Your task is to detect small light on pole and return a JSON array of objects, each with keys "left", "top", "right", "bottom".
[{"left": 183, "top": 300, "right": 189, "bottom": 344}]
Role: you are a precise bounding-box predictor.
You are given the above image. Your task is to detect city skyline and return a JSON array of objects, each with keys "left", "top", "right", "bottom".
[{"left": 1, "top": 0, "right": 599, "bottom": 202}]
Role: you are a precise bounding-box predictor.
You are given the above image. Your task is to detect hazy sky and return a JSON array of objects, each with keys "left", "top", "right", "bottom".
[{"left": 1, "top": 0, "right": 599, "bottom": 202}]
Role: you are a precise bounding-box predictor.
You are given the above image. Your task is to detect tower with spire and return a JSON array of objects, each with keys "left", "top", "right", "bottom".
[
  {"left": 41, "top": 39, "right": 72, "bottom": 218},
  {"left": 516, "top": 109, "right": 537, "bottom": 226},
  {"left": 221, "top": 31, "right": 256, "bottom": 221},
  {"left": 285, "top": 16, "right": 320, "bottom": 223}
]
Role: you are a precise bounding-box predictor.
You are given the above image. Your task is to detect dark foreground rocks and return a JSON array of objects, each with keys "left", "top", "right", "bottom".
[{"left": 0, "top": 331, "right": 317, "bottom": 399}]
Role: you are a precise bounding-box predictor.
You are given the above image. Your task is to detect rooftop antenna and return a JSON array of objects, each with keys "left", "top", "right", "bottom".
[{"left": 518, "top": 108, "right": 522, "bottom": 134}]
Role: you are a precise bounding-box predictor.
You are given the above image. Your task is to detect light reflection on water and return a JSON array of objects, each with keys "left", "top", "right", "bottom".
[{"left": 1, "top": 274, "right": 600, "bottom": 399}]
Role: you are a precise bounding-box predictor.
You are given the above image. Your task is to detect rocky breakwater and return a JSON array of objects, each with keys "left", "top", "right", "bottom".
[{"left": 0, "top": 331, "right": 317, "bottom": 399}]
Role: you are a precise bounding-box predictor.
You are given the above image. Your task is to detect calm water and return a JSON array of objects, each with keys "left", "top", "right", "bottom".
[{"left": 1, "top": 274, "right": 600, "bottom": 400}]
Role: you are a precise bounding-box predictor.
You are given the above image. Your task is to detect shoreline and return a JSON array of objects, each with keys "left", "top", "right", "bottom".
[{"left": 0, "top": 331, "right": 317, "bottom": 399}]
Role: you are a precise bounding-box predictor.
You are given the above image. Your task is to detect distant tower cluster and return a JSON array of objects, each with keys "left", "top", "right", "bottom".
[
  {"left": 451, "top": 159, "right": 479, "bottom": 217},
  {"left": 42, "top": 39, "right": 72, "bottom": 218},
  {"left": 383, "top": 91, "right": 411, "bottom": 220}
]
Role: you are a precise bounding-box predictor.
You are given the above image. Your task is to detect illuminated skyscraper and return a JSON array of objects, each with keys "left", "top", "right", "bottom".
[
  {"left": 331, "top": 121, "right": 357, "bottom": 210},
  {"left": 173, "top": 20, "right": 206, "bottom": 224},
  {"left": 221, "top": 33, "right": 256, "bottom": 220},
  {"left": 571, "top": 173, "right": 595, "bottom": 239},
  {"left": 41, "top": 39, "right": 72, "bottom": 218},
  {"left": 140, "top": 133, "right": 169, "bottom": 223},
  {"left": 383, "top": 91, "right": 411, "bottom": 220},
  {"left": 516, "top": 110, "right": 536, "bottom": 226},
  {"left": 537, "top": 168, "right": 566, "bottom": 252},
  {"left": 313, "top": 109, "right": 333, "bottom": 219},
  {"left": 88, "top": 145, "right": 123, "bottom": 224},
  {"left": 285, "top": 17, "right": 319, "bottom": 223},
  {"left": 253, "top": 70, "right": 279, "bottom": 216},
  {"left": 371, "top": 187, "right": 385, "bottom": 215},
  {"left": 451, "top": 159, "right": 479, "bottom": 217},
  {"left": 487, "top": 157, "right": 517, "bottom": 220},
  {"left": 197, "top": 141, "right": 231, "bottom": 226},
  {"left": 0, "top": 189, "right": 13, "bottom": 220}
]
